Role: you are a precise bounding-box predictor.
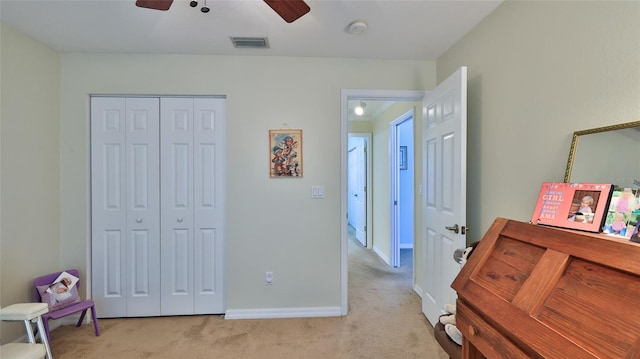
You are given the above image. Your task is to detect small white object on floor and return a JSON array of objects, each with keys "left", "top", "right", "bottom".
[
  {"left": 445, "top": 323, "right": 463, "bottom": 346},
  {"left": 444, "top": 303, "right": 456, "bottom": 314},
  {"left": 439, "top": 313, "right": 456, "bottom": 325}
]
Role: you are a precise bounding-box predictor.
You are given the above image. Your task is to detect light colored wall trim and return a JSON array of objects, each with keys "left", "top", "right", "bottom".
[
  {"left": 413, "top": 284, "right": 423, "bottom": 299},
  {"left": 373, "top": 246, "right": 391, "bottom": 266},
  {"left": 224, "top": 306, "right": 342, "bottom": 320}
]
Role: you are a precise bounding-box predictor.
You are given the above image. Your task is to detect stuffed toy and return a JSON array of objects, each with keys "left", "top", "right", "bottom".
[
  {"left": 440, "top": 241, "right": 480, "bottom": 345},
  {"left": 453, "top": 242, "right": 478, "bottom": 266}
]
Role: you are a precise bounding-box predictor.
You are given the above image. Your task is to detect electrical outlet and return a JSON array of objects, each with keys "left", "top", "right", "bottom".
[{"left": 265, "top": 271, "right": 274, "bottom": 285}]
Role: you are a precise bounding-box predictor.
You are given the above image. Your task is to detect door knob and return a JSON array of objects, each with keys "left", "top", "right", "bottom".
[
  {"left": 177, "top": 217, "right": 183, "bottom": 223},
  {"left": 445, "top": 224, "right": 459, "bottom": 234},
  {"left": 136, "top": 218, "right": 142, "bottom": 223}
]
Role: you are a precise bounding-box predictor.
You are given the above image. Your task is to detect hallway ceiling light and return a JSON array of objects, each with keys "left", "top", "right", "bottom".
[{"left": 354, "top": 101, "right": 366, "bottom": 116}]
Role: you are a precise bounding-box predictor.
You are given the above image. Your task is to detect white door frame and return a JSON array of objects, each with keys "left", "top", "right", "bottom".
[
  {"left": 389, "top": 109, "right": 414, "bottom": 268},
  {"left": 341, "top": 89, "right": 426, "bottom": 315}
]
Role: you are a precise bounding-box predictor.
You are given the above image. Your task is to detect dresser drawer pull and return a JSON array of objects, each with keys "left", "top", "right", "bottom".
[{"left": 467, "top": 325, "right": 478, "bottom": 337}]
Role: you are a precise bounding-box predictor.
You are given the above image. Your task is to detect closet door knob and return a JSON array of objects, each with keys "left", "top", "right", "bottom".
[
  {"left": 177, "top": 217, "right": 183, "bottom": 223},
  {"left": 136, "top": 218, "right": 143, "bottom": 223}
]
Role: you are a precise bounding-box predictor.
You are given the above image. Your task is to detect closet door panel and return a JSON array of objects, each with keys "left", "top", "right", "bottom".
[
  {"left": 171, "top": 229, "right": 191, "bottom": 292},
  {"left": 91, "top": 97, "right": 127, "bottom": 317},
  {"left": 92, "top": 97, "right": 160, "bottom": 318},
  {"left": 125, "top": 98, "right": 160, "bottom": 316},
  {"left": 161, "top": 98, "right": 195, "bottom": 315},
  {"left": 193, "top": 98, "right": 226, "bottom": 313}
]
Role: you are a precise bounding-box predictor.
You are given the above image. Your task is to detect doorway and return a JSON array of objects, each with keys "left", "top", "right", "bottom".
[
  {"left": 390, "top": 110, "right": 414, "bottom": 268},
  {"left": 340, "top": 89, "right": 425, "bottom": 315}
]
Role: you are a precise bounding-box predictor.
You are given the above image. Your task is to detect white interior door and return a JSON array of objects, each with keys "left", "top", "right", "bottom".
[
  {"left": 348, "top": 146, "right": 358, "bottom": 228},
  {"left": 160, "top": 97, "right": 226, "bottom": 315},
  {"left": 421, "top": 67, "right": 467, "bottom": 326},
  {"left": 354, "top": 141, "right": 366, "bottom": 246},
  {"left": 91, "top": 97, "right": 161, "bottom": 317},
  {"left": 349, "top": 137, "right": 367, "bottom": 246}
]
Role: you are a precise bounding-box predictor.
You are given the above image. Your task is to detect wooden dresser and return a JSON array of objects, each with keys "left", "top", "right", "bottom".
[{"left": 451, "top": 218, "right": 640, "bottom": 359}]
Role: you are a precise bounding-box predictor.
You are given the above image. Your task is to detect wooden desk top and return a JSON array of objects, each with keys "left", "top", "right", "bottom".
[{"left": 452, "top": 218, "right": 640, "bottom": 359}]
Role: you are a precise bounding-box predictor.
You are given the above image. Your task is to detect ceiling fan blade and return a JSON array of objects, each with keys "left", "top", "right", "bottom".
[
  {"left": 263, "top": 0, "right": 310, "bottom": 23},
  {"left": 136, "top": 0, "right": 174, "bottom": 11}
]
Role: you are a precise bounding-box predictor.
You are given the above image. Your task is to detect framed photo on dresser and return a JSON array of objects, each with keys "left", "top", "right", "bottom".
[{"left": 531, "top": 182, "right": 613, "bottom": 233}]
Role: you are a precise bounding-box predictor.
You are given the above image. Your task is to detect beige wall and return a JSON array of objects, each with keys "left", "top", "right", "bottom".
[
  {"left": 437, "top": 0, "right": 640, "bottom": 243},
  {"left": 56, "top": 55, "right": 435, "bottom": 313},
  {"left": 348, "top": 120, "right": 372, "bottom": 133},
  {"left": 0, "top": 23, "right": 61, "bottom": 341}
]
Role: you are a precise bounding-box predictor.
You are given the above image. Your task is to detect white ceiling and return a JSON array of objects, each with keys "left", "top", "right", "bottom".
[
  {"left": 0, "top": 0, "right": 502, "bottom": 61},
  {"left": 347, "top": 99, "right": 393, "bottom": 122},
  {"left": 1, "top": 0, "right": 502, "bottom": 121}
]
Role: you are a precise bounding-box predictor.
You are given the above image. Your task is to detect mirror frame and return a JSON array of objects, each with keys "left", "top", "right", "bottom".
[{"left": 564, "top": 120, "right": 640, "bottom": 182}]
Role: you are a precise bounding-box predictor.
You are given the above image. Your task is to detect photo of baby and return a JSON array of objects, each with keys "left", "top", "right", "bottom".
[
  {"left": 46, "top": 272, "right": 79, "bottom": 303},
  {"left": 567, "top": 192, "right": 599, "bottom": 223},
  {"left": 602, "top": 187, "right": 640, "bottom": 239}
]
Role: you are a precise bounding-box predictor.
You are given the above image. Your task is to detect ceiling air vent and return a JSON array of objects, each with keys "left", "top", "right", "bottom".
[{"left": 230, "top": 37, "right": 270, "bottom": 49}]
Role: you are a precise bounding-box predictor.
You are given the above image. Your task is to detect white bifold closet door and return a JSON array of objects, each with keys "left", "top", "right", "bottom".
[
  {"left": 91, "top": 96, "right": 225, "bottom": 318},
  {"left": 159, "top": 97, "right": 225, "bottom": 315}
]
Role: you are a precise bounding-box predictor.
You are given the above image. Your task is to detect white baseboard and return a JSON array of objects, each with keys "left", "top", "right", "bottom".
[
  {"left": 372, "top": 246, "right": 390, "bottom": 266},
  {"left": 413, "top": 284, "right": 423, "bottom": 298},
  {"left": 224, "top": 306, "right": 342, "bottom": 320}
]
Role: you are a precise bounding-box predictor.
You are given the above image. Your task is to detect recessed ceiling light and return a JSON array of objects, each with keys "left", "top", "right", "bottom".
[{"left": 347, "top": 21, "right": 368, "bottom": 35}]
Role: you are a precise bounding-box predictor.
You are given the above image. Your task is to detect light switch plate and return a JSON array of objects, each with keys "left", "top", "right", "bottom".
[{"left": 311, "top": 185, "right": 324, "bottom": 199}]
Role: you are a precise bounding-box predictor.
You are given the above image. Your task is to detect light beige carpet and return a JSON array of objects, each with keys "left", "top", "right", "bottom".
[{"left": 48, "top": 236, "right": 447, "bottom": 358}]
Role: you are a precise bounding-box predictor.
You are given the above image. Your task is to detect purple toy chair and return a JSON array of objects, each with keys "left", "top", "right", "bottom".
[{"left": 33, "top": 269, "right": 100, "bottom": 341}]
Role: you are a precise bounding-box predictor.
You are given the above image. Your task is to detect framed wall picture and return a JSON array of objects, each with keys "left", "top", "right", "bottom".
[
  {"left": 269, "top": 129, "right": 302, "bottom": 177},
  {"left": 399, "top": 146, "right": 407, "bottom": 170}
]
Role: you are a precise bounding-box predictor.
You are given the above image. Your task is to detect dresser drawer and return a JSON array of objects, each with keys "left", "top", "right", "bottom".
[{"left": 456, "top": 301, "right": 535, "bottom": 359}]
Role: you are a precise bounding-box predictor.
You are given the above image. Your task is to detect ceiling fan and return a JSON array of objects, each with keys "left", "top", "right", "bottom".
[{"left": 135, "top": 0, "right": 310, "bottom": 23}]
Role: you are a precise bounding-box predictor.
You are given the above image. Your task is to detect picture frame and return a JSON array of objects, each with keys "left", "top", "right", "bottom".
[
  {"left": 531, "top": 182, "right": 613, "bottom": 233},
  {"left": 602, "top": 187, "right": 640, "bottom": 239},
  {"left": 269, "top": 129, "right": 302, "bottom": 177},
  {"left": 399, "top": 146, "right": 407, "bottom": 170}
]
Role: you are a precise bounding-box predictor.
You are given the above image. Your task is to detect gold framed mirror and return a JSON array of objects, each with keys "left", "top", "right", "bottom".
[{"left": 564, "top": 120, "right": 640, "bottom": 187}]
